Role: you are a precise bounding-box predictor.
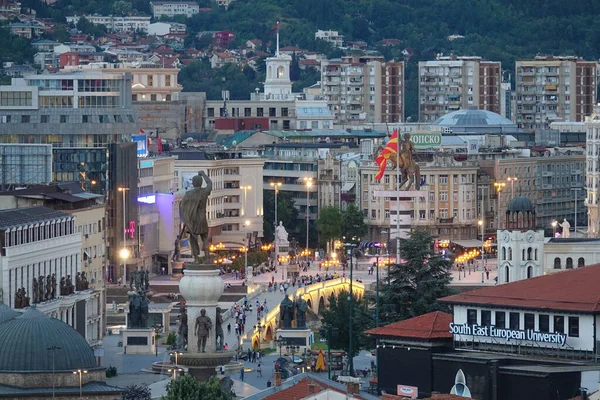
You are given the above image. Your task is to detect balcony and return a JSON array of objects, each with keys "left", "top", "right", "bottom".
[{"left": 541, "top": 171, "right": 554, "bottom": 177}]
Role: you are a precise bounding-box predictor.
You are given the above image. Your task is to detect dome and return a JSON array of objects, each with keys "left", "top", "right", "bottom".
[
  {"left": 0, "top": 307, "right": 97, "bottom": 372},
  {"left": 0, "top": 303, "right": 20, "bottom": 325},
  {"left": 507, "top": 196, "right": 534, "bottom": 213},
  {"left": 432, "top": 109, "right": 517, "bottom": 131}
]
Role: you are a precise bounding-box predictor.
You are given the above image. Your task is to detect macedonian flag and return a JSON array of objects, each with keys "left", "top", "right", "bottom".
[{"left": 375, "top": 130, "right": 399, "bottom": 180}]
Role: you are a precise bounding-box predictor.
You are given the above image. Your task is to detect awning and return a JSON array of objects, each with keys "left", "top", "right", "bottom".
[
  {"left": 342, "top": 182, "right": 355, "bottom": 193},
  {"left": 451, "top": 239, "right": 484, "bottom": 248}
]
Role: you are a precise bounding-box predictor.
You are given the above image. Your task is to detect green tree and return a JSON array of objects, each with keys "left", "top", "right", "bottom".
[
  {"left": 317, "top": 206, "right": 341, "bottom": 248},
  {"left": 262, "top": 190, "right": 299, "bottom": 242},
  {"left": 380, "top": 228, "right": 454, "bottom": 325},
  {"left": 122, "top": 384, "right": 151, "bottom": 400},
  {"left": 321, "top": 289, "right": 374, "bottom": 361},
  {"left": 162, "top": 375, "right": 232, "bottom": 400},
  {"left": 111, "top": 0, "right": 132, "bottom": 16},
  {"left": 340, "top": 204, "right": 367, "bottom": 241}
]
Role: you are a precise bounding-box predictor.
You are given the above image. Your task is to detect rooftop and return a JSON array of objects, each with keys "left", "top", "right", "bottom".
[
  {"left": 439, "top": 263, "right": 600, "bottom": 313},
  {"left": 432, "top": 109, "right": 516, "bottom": 128},
  {"left": 366, "top": 311, "right": 453, "bottom": 340},
  {"left": 0, "top": 206, "right": 72, "bottom": 230}
]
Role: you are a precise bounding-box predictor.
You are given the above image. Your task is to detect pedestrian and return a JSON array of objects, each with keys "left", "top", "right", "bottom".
[
  {"left": 224, "top": 343, "right": 229, "bottom": 350},
  {"left": 257, "top": 363, "right": 262, "bottom": 377},
  {"left": 267, "top": 379, "right": 272, "bottom": 388},
  {"left": 240, "top": 367, "right": 245, "bottom": 381},
  {"left": 486, "top": 269, "right": 490, "bottom": 280},
  {"left": 227, "top": 323, "right": 231, "bottom": 334}
]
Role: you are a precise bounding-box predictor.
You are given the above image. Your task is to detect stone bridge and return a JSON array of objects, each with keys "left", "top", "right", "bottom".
[{"left": 244, "top": 277, "right": 365, "bottom": 349}]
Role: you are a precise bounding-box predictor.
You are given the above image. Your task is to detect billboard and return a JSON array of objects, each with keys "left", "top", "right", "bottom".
[
  {"left": 131, "top": 135, "right": 148, "bottom": 158},
  {"left": 397, "top": 384, "right": 418, "bottom": 398},
  {"left": 411, "top": 132, "right": 442, "bottom": 149}
]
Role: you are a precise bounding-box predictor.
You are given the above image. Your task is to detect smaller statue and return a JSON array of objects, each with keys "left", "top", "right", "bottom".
[
  {"left": 14, "top": 288, "right": 22, "bottom": 309},
  {"left": 76, "top": 272, "right": 82, "bottom": 291},
  {"left": 295, "top": 297, "right": 308, "bottom": 328},
  {"left": 176, "top": 306, "right": 188, "bottom": 350},
  {"left": 38, "top": 275, "right": 45, "bottom": 302},
  {"left": 134, "top": 269, "right": 142, "bottom": 293},
  {"left": 561, "top": 218, "right": 571, "bottom": 238},
  {"left": 215, "top": 307, "right": 224, "bottom": 351},
  {"left": 59, "top": 277, "right": 66, "bottom": 296},
  {"left": 32, "top": 278, "right": 39, "bottom": 304},
  {"left": 45, "top": 275, "right": 52, "bottom": 300},
  {"left": 279, "top": 295, "right": 294, "bottom": 329},
  {"left": 129, "top": 273, "right": 134, "bottom": 292},
  {"left": 195, "top": 309, "right": 212, "bottom": 353},
  {"left": 172, "top": 237, "right": 181, "bottom": 262},
  {"left": 51, "top": 274, "right": 56, "bottom": 298},
  {"left": 144, "top": 270, "right": 149, "bottom": 292},
  {"left": 66, "top": 275, "right": 74, "bottom": 295},
  {"left": 82, "top": 272, "right": 89, "bottom": 290},
  {"left": 276, "top": 221, "right": 289, "bottom": 243},
  {"left": 20, "top": 288, "right": 30, "bottom": 308}
]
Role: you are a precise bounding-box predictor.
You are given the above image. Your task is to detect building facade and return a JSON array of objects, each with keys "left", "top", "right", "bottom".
[
  {"left": 150, "top": 1, "right": 200, "bottom": 18},
  {"left": 315, "top": 30, "right": 344, "bottom": 48},
  {"left": 515, "top": 56, "right": 596, "bottom": 131},
  {"left": 585, "top": 105, "right": 600, "bottom": 237},
  {"left": 321, "top": 55, "right": 405, "bottom": 124},
  {"left": 65, "top": 15, "right": 151, "bottom": 33},
  {"left": 418, "top": 56, "right": 502, "bottom": 122}
]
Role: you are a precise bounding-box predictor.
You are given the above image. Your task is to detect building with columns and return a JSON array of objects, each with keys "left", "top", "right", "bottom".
[{"left": 0, "top": 206, "right": 98, "bottom": 343}]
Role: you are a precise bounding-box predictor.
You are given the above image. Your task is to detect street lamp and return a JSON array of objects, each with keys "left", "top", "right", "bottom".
[
  {"left": 73, "top": 369, "right": 87, "bottom": 398},
  {"left": 167, "top": 367, "right": 183, "bottom": 380},
  {"left": 343, "top": 240, "right": 357, "bottom": 376},
  {"left": 118, "top": 187, "right": 130, "bottom": 285},
  {"left": 244, "top": 220, "right": 251, "bottom": 283},
  {"left": 170, "top": 351, "right": 183, "bottom": 366},
  {"left": 270, "top": 182, "right": 282, "bottom": 277},
  {"left": 275, "top": 335, "right": 287, "bottom": 356},
  {"left": 47, "top": 346, "right": 61, "bottom": 400},
  {"left": 478, "top": 220, "right": 484, "bottom": 283},
  {"left": 240, "top": 185, "right": 252, "bottom": 217},
  {"left": 552, "top": 220, "right": 558, "bottom": 237},
  {"left": 506, "top": 176, "right": 518, "bottom": 198},
  {"left": 571, "top": 188, "right": 581, "bottom": 238},
  {"left": 303, "top": 177, "right": 313, "bottom": 261},
  {"left": 493, "top": 181, "right": 506, "bottom": 230},
  {"left": 286, "top": 344, "right": 300, "bottom": 357}
]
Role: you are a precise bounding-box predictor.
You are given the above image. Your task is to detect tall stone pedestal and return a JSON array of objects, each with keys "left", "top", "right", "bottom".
[
  {"left": 123, "top": 328, "right": 156, "bottom": 354},
  {"left": 177, "top": 263, "right": 234, "bottom": 381},
  {"left": 277, "top": 328, "right": 312, "bottom": 354}
]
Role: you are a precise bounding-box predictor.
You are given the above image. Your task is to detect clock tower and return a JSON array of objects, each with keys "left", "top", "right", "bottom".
[{"left": 497, "top": 196, "right": 544, "bottom": 283}]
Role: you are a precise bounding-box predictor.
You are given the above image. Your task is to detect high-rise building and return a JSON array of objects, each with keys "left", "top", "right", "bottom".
[
  {"left": 321, "top": 55, "right": 404, "bottom": 124},
  {"left": 515, "top": 56, "right": 596, "bottom": 131},
  {"left": 418, "top": 56, "right": 501, "bottom": 122}
]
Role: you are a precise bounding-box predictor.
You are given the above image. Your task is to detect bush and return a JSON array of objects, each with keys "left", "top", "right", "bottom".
[
  {"left": 166, "top": 332, "right": 176, "bottom": 345},
  {"left": 121, "top": 384, "right": 151, "bottom": 400},
  {"left": 106, "top": 365, "right": 118, "bottom": 378}
]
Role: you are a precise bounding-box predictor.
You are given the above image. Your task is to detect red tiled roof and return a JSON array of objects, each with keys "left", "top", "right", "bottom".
[
  {"left": 263, "top": 378, "right": 366, "bottom": 400},
  {"left": 440, "top": 263, "right": 600, "bottom": 312},
  {"left": 365, "top": 311, "right": 453, "bottom": 340}
]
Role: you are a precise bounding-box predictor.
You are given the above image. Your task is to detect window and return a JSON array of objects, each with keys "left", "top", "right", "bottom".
[
  {"left": 439, "top": 175, "right": 448, "bottom": 184},
  {"left": 147, "top": 75, "right": 153, "bottom": 87},
  {"left": 165, "top": 75, "right": 171, "bottom": 86},
  {"left": 82, "top": 115, "right": 90, "bottom": 123},
  {"left": 59, "top": 115, "right": 68, "bottom": 123},
  {"left": 99, "top": 115, "right": 109, "bottom": 123},
  {"left": 524, "top": 313, "right": 534, "bottom": 330},
  {"left": 578, "top": 257, "right": 585, "bottom": 268},
  {"left": 440, "top": 191, "right": 448, "bottom": 201},
  {"left": 481, "top": 310, "right": 492, "bottom": 327},
  {"left": 566, "top": 257, "right": 573, "bottom": 269},
  {"left": 0, "top": 91, "right": 32, "bottom": 106},
  {"left": 554, "top": 315, "right": 564, "bottom": 333},
  {"left": 151, "top": 94, "right": 157, "bottom": 101},
  {"left": 553, "top": 257, "right": 561, "bottom": 269},
  {"left": 467, "top": 309, "right": 477, "bottom": 325},
  {"left": 257, "top": 108, "right": 264, "bottom": 117},
  {"left": 244, "top": 108, "right": 251, "bottom": 117},
  {"left": 207, "top": 108, "right": 215, "bottom": 117},
  {"left": 509, "top": 312, "right": 520, "bottom": 330},
  {"left": 113, "top": 114, "right": 123, "bottom": 123},
  {"left": 41, "top": 115, "right": 49, "bottom": 123},
  {"left": 568, "top": 316, "right": 579, "bottom": 337},
  {"left": 269, "top": 107, "right": 276, "bottom": 117},
  {"left": 495, "top": 311, "right": 506, "bottom": 329},
  {"left": 21, "top": 115, "right": 30, "bottom": 123},
  {"left": 311, "top": 121, "right": 319, "bottom": 129},
  {"left": 539, "top": 314, "right": 549, "bottom": 333},
  {"left": 281, "top": 108, "right": 289, "bottom": 117}
]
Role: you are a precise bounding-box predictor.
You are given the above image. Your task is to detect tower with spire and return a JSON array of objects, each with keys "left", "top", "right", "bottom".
[{"left": 263, "top": 22, "right": 292, "bottom": 100}]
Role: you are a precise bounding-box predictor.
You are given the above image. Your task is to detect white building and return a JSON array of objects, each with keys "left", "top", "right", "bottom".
[
  {"left": 66, "top": 15, "right": 151, "bottom": 33},
  {"left": 315, "top": 30, "right": 344, "bottom": 48},
  {"left": 0, "top": 206, "right": 100, "bottom": 344},
  {"left": 585, "top": 104, "right": 600, "bottom": 237},
  {"left": 150, "top": 1, "right": 200, "bottom": 18}
]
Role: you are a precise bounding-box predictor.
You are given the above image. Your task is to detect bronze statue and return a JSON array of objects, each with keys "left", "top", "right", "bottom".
[
  {"left": 172, "top": 237, "right": 181, "bottom": 262},
  {"left": 129, "top": 273, "right": 134, "bottom": 292},
  {"left": 179, "top": 171, "right": 213, "bottom": 260},
  {"left": 38, "top": 275, "right": 44, "bottom": 301},
  {"left": 76, "top": 272, "right": 82, "bottom": 291},
  {"left": 373, "top": 132, "right": 421, "bottom": 190},
  {"left": 20, "top": 288, "right": 29, "bottom": 308},
  {"left": 144, "top": 270, "right": 149, "bottom": 292},
  {"left": 45, "top": 275, "right": 52, "bottom": 300},
  {"left": 81, "top": 272, "right": 89, "bottom": 290},
  {"left": 51, "top": 274, "right": 56, "bottom": 298},
  {"left": 32, "top": 278, "right": 38, "bottom": 304},
  {"left": 176, "top": 306, "right": 188, "bottom": 350},
  {"left": 60, "top": 277, "right": 66, "bottom": 296},
  {"left": 134, "top": 269, "right": 142, "bottom": 292},
  {"left": 295, "top": 297, "right": 308, "bottom": 328},
  {"left": 14, "top": 288, "right": 23, "bottom": 308},
  {"left": 280, "top": 295, "right": 295, "bottom": 329},
  {"left": 66, "top": 275, "right": 74, "bottom": 295},
  {"left": 194, "top": 308, "right": 212, "bottom": 353},
  {"left": 215, "top": 307, "right": 224, "bottom": 351}
]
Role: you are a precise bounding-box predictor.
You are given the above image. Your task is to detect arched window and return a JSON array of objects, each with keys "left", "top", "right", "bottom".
[
  {"left": 566, "top": 257, "right": 573, "bottom": 269},
  {"left": 527, "top": 247, "right": 532, "bottom": 261},
  {"left": 527, "top": 265, "right": 533, "bottom": 279},
  {"left": 522, "top": 249, "right": 525, "bottom": 261},
  {"left": 501, "top": 247, "right": 506, "bottom": 261},
  {"left": 578, "top": 257, "right": 585, "bottom": 268},
  {"left": 508, "top": 248, "right": 513, "bottom": 261},
  {"left": 534, "top": 248, "right": 538, "bottom": 261},
  {"left": 554, "top": 257, "right": 561, "bottom": 269},
  {"left": 277, "top": 66, "right": 285, "bottom": 79},
  {"left": 505, "top": 265, "right": 510, "bottom": 283}
]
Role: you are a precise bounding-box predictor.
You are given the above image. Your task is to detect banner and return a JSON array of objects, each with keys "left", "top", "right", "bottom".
[{"left": 411, "top": 132, "right": 442, "bottom": 149}]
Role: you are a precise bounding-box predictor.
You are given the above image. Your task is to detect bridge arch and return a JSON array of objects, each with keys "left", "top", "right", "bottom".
[{"left": 318, "top": 296, "right": 326, "bottom": 315}]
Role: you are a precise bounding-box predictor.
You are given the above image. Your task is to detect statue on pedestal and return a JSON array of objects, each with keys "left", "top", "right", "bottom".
[
  {"left": 215, "top": 307, "right": 224, "bottom": 351},
  {"left": 45, "top": 275, "right": 52, "bottom": 300},
  {"left": 81, "top": 272, "right": 89, "bottom": 290},
  {"left": 279, "top": 295, "right": 294, "bottom": 329},
  {"left": 76, "top": 272, "right": 82, "bottom": 292},
  {"left": 38, "top": 275, "right": 45, "bottom": 302},
  {"left": 32, "top": 278, "right": 39, "bottom": 304},
  {"left": 128, "top": 292, "right": 150, "bottom": 328},
  {"left": 194, "top": 308, "right": 212, "bottom": 353},
  {"left": 179, "top": 171, "right": 213, "bottom": 261},
  {"left": 561, "top": 218, "right": 571, "bottom": 238},
  {"left": 295, "top": 297, "right": 308, "bottom": 328},
  {"left": 176, "top": 306, "right": 188, "bottom": 350},
  {"left": 66, "top": 275, "right": 74, "bottom": 295},
  {"left": 20, "top": 288, "right": 29, "bottom": 308},
  {"left": 144, "top": 270, "right": 149, "bottom": 292},
  {"left": 60, "top": 277, "right": 66, "bottom": 296},
  {"left": 51, "top": 274, "right": 56, "bottom": 298}
]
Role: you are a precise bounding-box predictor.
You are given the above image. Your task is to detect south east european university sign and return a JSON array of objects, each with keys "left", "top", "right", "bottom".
[
  {"left": 449, "top": 322, "right": 567, "bottom": 346},
  {"left": 410, "top": 132, "right": 442, "bottom": 149}
]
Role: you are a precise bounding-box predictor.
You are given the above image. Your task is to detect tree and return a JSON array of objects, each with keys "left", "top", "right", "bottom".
[
  {"left": 122, "top": 385, "right": 151, "bottom": 400},
  {"left": 162, "top": 375, "right": 232, "bottom": 400},
  {"left": 111, "top": 0, "right": 132, "bottom": 16},
  {"left": 340, "top": 204, "right": 368, "bottom": 241},
  {"left": 262, "top": 190, "right": 299, "bottom": 242},
  {"left": 380, "top": 228, "right": 454, "bottom": 325},
  {"left": 321, "top": 289, "right": 374, "bottom": 359},
  {"left": 317, "top": 206, "right": 342, "bottom": 248}
]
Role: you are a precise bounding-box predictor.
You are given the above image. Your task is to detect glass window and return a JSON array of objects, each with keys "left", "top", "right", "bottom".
[
  {"left": 481, "top": 310, "right": 491, "bottom": 327},
  {"left": 495, "top": 311, "right": 506, "bottom": 329},
  {"left": 59, "top": 115, "right": 67, "bottom": 123},
  {"left": 568, "top": 316, "right": 579, "bottom": 337},
  {"left": 467, "top": 309, "right": 477, "bottom": 325},
  {"left": 539, "top": 314, "right": 549, "bottom": 333},
  {"left": 269, "top": 107, "right": 276, "bottom": 117},
  {"left": 40, "top": 115, "right": 49, "bottom": 123},
  {"left": 554, "top": 315, "right": 564, "bottom": 333},
  {"left": 509, "top": 312, "right": 520, "bottom": 330},
  {"left": 207, "top": 108, "right": 214, "bottom": 117},
  {"left": 524, "top": 313, "right": 534, "bottom": 330}
]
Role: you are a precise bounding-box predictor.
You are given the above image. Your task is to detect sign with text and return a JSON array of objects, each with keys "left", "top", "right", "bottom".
[
  {"left": 397, "top": 385, "right": 418, "bottom": 398},
  {"left": 449, "top": 322, "right": 566, "bottom": 346},
  {"left": 411, "top": 132, "right": 442, "bottom": 149}
]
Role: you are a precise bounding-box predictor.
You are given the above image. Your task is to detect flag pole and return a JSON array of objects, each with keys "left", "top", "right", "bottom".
[
  {"left": 276, "top": 21, "right": 280, "bottom": 57},
  {"left": 396, "top": 132, "right": 401, "bottom": 264}
]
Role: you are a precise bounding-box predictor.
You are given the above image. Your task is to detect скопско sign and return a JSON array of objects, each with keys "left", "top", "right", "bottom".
[
  {"left": 411, "top": 132, "right": 442, "bottom": 149},
  {"left": 449, "top": 322, "right": 567, "bottom": 346}
]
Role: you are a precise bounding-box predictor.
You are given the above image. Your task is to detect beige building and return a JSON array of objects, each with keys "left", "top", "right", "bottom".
[
  {"left": 317, "top": 154, "right": 342, "bottom": 210},
  {"left": 360, "top": 155, "right": 479, "bottom": 242},
  {"left": 418, "top": 56, "right": 502, "bottom": 122},
  {"left": 585, "top": 105, "right": 600, "bottom": 237},
  {"left": 515, "top": 56, "right": 596, "bottom": 131},
  {"left": 321, "top": 55, "right": 404, "bottom": 124}
]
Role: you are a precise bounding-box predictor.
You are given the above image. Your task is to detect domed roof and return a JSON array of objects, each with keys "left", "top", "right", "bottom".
[
  {"left": 0, "top": 307, "right": 97, "bottom": 372},
  {"left": 432, "top": 109, "right": 515, "bottom": 127},
  {"left": 0, "top": 303, "right": 20, "bottom": 325},
  {"left": 507, "top": 196, "right": 535, "bottom": 213}
]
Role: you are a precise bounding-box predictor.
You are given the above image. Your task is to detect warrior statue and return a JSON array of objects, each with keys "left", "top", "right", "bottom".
[
  {"left": 179, "top": 171, "right": 213, "bottom": 261},
  {"left": 215, "top": 307, "right": 224, "bottom": 351},
  {"left": 373, "top": 132, "right": 421, "bottom": 190},
  {"left": 195, "top": 309, "right": 212, "bottom": 353}
]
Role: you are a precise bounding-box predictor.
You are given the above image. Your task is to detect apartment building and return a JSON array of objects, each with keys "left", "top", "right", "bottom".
[
  {"left": 418, "top": 56, "right": 502, "bottom": 122},
  {"left": 321, "top": 55, "right": 404, "bottom": 124},
  {"left": 359, "top": 155, "right": 479, "bottom": 242},
  {"left": 585, "top": 105, "right": 600, "bottom": 237},
  {"left": 315, "top": 30, "right": 344, "bottom": 48},
  {"left": 515, "top": 56, "right": 596, "bottom": 131},
  {"left": 150, "top": 1, "right": 200, "bottom": 18},
  {"left": 65, "top": 15, "right": 151, "bottom": 33},
  {"left": 317, "top": 154, "right": 342, "bottom": 210}
]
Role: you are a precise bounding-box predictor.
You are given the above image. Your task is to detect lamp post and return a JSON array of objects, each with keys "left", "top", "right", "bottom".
[
  {"left": 243, "top": 219, "right": 251, "bottom": 282},
  {"left": 478, "top": 185, "right": 487, "bottom": 284},
  {"left": 286, "top": 344, "right": 300, "bottom": 358},
  {"left": 506, "top": 176, "right": 518, "bottom": 198},
  {"left": 118, "top": 187, "right": 130, "bottom": 285},
  {"left": 168, "top": 367, "right": 183, "bottom": 380},
  {"left": 240, "top": 185, "right": 252, "bottom": 217},
  {"left": 478, "top": 220, "right": 484, "bottom": 283},
  {"left": 343, "top": 240, "right": 357, "bottom": 376},
  {"left": 303, "top": 177, "right": 313, "bottom": 261},
  {"left": 275, "top": 335, "right": 287, "bottom": 356},
  {"left": 493, "top": 181, "right": 506, "bottom": 230},
  {"left": 73, "top": 369, "right": 87, "bottom": 399},
  {"left": 552, "top": 220, "right": 558, "bottom": 237},
  {"left": 572, "top": 188, "right": 581, "bottom": 238},
  {"left": 47, "top": 346, "right": 61, "bottom": 400},
  {"left": 270, "top": 182, "right": 282, "bottom": 278},
  {"left": 170, "top": 351, "right": 183, "bottom": 366}
]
